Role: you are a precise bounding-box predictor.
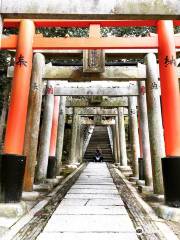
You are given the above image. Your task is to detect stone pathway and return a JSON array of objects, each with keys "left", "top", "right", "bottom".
[{"left": 37, "top": 163, "right": 138, "bottom": 240}]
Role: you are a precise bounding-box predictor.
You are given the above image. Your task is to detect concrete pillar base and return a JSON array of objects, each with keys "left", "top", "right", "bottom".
[
  {"left": 22, "top": 191, "right": 41, "bottom": 201},
  {"left": 56, "top": 175, "right": 64, "bottom": 181},
  {"left": 138, "top": 185, "right": 153, "bottom": 194},
  {"left": 33, "top": 183, "right": 53, "bottom": 192},
  {"left": 145, "top": 194, "right": 164, "bottom": 202},
  {"left": 156, "top": 205, "right": 180, "bottom": 222},
  {"left": 118, "top": 166, "right": 132, "bottom": 177},
  {"left": 66, "top": 164, "right": 79, "bottom": 170},
  {"left": 0, "top": 201, "right": 27, "bottom": 218},
  {"left": 119, "top": 166, "right": 131, "bottom": 171},
  {"left": 45, "top": 178, "right": 60, "bottom": 187},
  {"left": 136, "top": 180, "right": 145, "bottom": 186},
  {"left": 129, "top": 176, "right": 139, "bottom": 182}
]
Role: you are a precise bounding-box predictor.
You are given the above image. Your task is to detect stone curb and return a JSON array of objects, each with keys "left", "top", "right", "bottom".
[{"left": 2, "top": 163, "right": 87, "bottom": 240}]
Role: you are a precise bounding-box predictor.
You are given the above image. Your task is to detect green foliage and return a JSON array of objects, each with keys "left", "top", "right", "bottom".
[
  {"left": 36, "top": 26, "right": 155, "bottom": 37},
  {"left": 101, "top": 26, "right": 156, "bottom": 37},
  {"left": 0, "top": 51, "right": 11, "bottom": 114},
  {"left": 0, "top": 50, "right": 11, "bottom": 71},
  {"left": 36, "top": 27, "right": 88, "bottom": 37}
]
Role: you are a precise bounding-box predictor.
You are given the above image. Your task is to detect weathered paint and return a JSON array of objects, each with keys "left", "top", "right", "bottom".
[
  {"left": 138, "top": 81, "right": 153, "bottom": 187},
  {"left": 66, "top": 107, "right": 121, "bottom": 116},
  {"left": 8, "top": 64, "right": 180, "bottom": 81},
  {"left": 81, "top": 118, "right": 115, "bottom": 125},
  {"left": 54, "top": 84, "right": 139, "bottom": 96},
  {"left": 145, "top": 53, "right": 165, "bottom": 194},
  {"left": 66, "top": 97, "right": 128, "bottom": 107},
  {"left": 23, "top": 53, "right": 45, "bottom": 191}
]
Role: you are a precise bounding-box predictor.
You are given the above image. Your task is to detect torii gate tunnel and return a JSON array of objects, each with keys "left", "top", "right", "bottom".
[{"left": 0, "top": 19, "right": 180, "bottom": 203}]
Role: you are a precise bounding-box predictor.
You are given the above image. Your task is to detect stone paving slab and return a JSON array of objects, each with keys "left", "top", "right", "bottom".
[
  {"left": 60, "top": 199, "right": 88, "bottom": 206},
  {"left": 71, "top": 185, "right": 117, "bottom": 190},
  {"left": 37, "top": 232, "right": 138, "bottom": 240},
  {"left": 65, "top": 193, "right": 119, "bottom": 199},
  {"left": 75, "top": 182, "right": 114, "bottom": 185},
  {"left": 61, "top": 198, "right": 124, "bottom": 206},
  {"left": 78, "top": 176, "right": 112, "bottom": 179},
  {"left": 68, "top": 189, "right": 118, "bottom": 194},
  {"left": 54, "top": 205, "right": 128, "bottom": 215},
  {"left": 43, "top": 215, "right": 136, "bottom": 232},
  {"left": 77, "top": 178, "right": 113, "bottom": 182},
  {"left": 86, "top": 198, "right": 124, "bottom": 206}
]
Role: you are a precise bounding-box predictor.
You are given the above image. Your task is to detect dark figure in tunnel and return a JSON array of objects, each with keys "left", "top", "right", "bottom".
[{"left": 93, "top": 148, "right": 103, "bottom": 162}]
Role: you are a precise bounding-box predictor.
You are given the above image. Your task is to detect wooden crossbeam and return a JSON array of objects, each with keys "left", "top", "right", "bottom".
[
  {"left": 1, "top": 34, "right": 158, "bottom": 50},
  {"left": 53, "top": 84, "right": 138, "bottom": 96},
  {"left": 3, "top": 19, "right": 159, "bottom": 28},
  {"left": 2, "top": 34, "right": 180, "bottom": 50},
  {"left": 3, "top": 19, "right": 180, "bottom": 28},
  {"left": 66, "top": 98, "right": 128, "bottom": 107},
  {"left": 7, "top": 65, "right": 180, "bottom": 81}
]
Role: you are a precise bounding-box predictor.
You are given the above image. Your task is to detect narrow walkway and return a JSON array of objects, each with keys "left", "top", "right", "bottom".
[{"left": 37, "top": 163, "right": 138, "bottom": 240}]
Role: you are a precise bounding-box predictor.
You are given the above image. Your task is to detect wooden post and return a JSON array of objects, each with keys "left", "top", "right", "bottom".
[
  {"left": 145, "top": 53, "right": 165, "bottom": 194},
  {"left": 118, "top": 107, "right": 128, "bottom": 166},
  {"left": 4, "top": 20, "right": 35, "bottom": 154},
  {"left": 157, "top": 20, "right": 180, "bottom": 156},
  {"left": 69, "top": 108, "right": 79, "bottom": 165},
  {"left": 138, "top": 113, "right": 143, "bottom": 158},
  {"left": 56, "top": 96, "right": 66, "bottom": 175},
  {"left": 79, "top": 126, "right": 84, "bottom": 162},
  {"left": 36, "top": 81, "right": 54, "bottom": 182},
  {"left": 115, "top": 115, "right": 120, "bottom": 164},
  {"left": 128, "top": 97, "right": 140, "bottom": 178},
  {"left": 23, "top": 53, "right": 45, "bottom": 191},
  {"left": 49, "top": 96, "right": 60, "bottom": 157},
  {"left": 157, "top": 20, "right": 180, "bottom": 206},
  {"left": 112, "top": 125, "right": 118, "bottom": 163},
  {"left": 138, "top": 81, "right": 153, "bottom": 187},
  {"left": 0, "top": 20, "right": 35, "bottom": 202}
]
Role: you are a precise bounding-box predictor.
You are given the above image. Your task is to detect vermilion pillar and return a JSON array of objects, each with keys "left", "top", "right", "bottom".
[
  {"left": 49, "top": 96, "right": 60, "bottom": 156},
  {"left": 157, "top": 20, "right": 180, "bottom": 207},
  {"left": 4, "top": 20, "right": 35, "bottom": 154},
  {"left": 0, "top": 20, "right": 35, "bottom": 203},
  {"left": 157, "top": 20, "right": 180, "bottom": 156},
  {"left": 47, "top": 96, "right": 60, "bottom": 178}
]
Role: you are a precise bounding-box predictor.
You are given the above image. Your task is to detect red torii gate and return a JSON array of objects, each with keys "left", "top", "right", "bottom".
[
  {"left": 1, "top": 19, "right": 180, "bottom": 201},
  {"left": 1, "top": 19, "right": 180, "bottom": 156}
]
